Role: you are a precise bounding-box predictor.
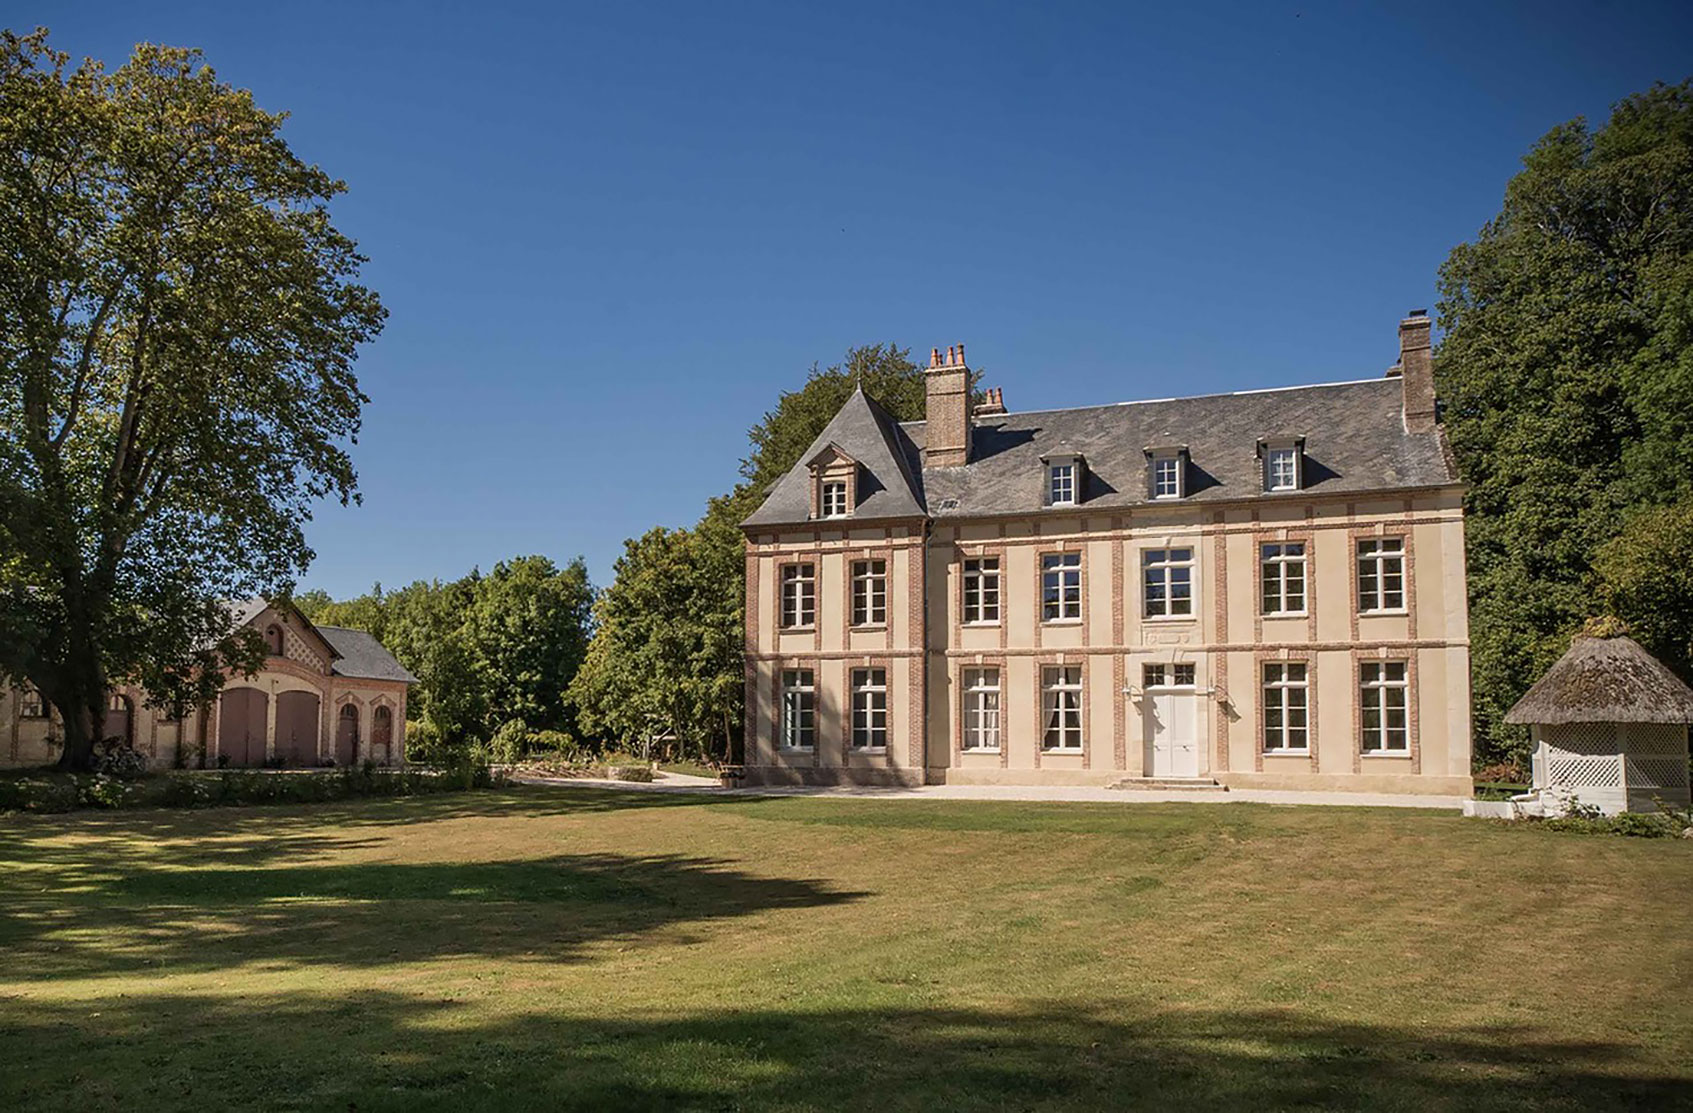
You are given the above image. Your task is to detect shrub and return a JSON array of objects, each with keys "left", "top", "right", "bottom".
[
  {"left": 484, "top": 719, "right": 529, "bottom": 765},
  {"left": 93, "top": 741, "right": 151, "bottom": 781},
  {"left": 527, "top": 730, "right": 580, "bottom": 762},
  {"left": 1473, "top": 760, "right": 1527, "bottom": 785},
  {"left": 0, "top": 765, "right": 507, "bottom": 814}
]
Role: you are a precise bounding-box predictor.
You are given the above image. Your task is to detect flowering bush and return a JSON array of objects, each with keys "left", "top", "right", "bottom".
[{"left": 0, "top": 764, "right": 507, "bottom": 814}]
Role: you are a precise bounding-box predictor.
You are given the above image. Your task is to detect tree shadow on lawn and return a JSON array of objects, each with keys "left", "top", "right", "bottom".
[
  {"left": 0, "top": 851, "right": 865, "bottom": 981},
  {"left": 0, "top": 990, "right": 1683, "bottom": 1112}
]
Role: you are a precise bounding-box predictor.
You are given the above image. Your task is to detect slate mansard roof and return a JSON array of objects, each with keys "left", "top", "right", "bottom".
[{"left": 743, "top": 376, "right": 1458, "bottom": 528}]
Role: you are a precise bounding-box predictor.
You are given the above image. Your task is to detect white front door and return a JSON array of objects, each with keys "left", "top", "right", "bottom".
[{"left": 1147, "top": 691, "right": 1199, "bottom": 778}]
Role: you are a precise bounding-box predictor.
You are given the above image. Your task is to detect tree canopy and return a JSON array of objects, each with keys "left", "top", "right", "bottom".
[
  {"left": 0, "top": 30, "right": 384, "bottom": 767},
  {"left": 1436, "top": 79, "right": 1693, "bottom": 763}
]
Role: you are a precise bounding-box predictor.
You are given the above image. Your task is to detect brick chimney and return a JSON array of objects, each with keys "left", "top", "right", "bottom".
[
  {"left": 923, "top": 343, "right": 972, "bottom": 467},
  {"left": 975, "top": 387, "right": 1006, "bottom": 417},
  {"left": 1391, "top": 309, "right": 1436, "bottom": 433}
]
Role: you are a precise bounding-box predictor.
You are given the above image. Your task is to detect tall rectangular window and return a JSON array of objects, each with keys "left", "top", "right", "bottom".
[
  {"left": 1262, "top": 662, "right": 1309, "bottom": 753},
  {"left": 780, "top": 669, "right": 815, "bottom": 749},
  {"left": 820, "top": 481, "right": 848, "bottom": 518},
  {"left": 1041, "top": 552, "right": 1082, "bottom": 622},
  {"left": 851, "top": 667, "right": 888, "bottom": 748},
  {"left": 851, "top": 559, "right": 886, "bottom": 626},
  {"left": 1360, "top": 661, "right": 1409, "bottom": 754},
  {"left": 962, "top": 557, "right": 1001, "bottom": 624},
  {"left": 962, "top": 667, "right": 1001, "bottom": 752},
  {"left": 1357, "top": 538, "right": 1406, "bottom": 613},
  {"left": 1260, "top": 542, "right": 1307, "bottom": 615},
  {"left": 1048, "top": 463, "right": 1076, "bottom": 505},
  {"left": 780, "top": 563, "right": 816, "bottom": 629},
  {"left": 1143, "top": 547, "right": 1194, "bottom": 618},
  {"left": 1042, "top": 666, "right": 1083, "bottom": 751},
  {"left": 1265, "top": 447, "right": 1299, "bottom": 491},
  {"left": 18, "top": 685, "right": 45, "bottom": 719},
  {"left": 1152, "top": 455, "right": 1182, "bottom": 499}
]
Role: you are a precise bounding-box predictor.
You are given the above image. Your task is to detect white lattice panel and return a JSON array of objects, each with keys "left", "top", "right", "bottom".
[
  {"left": 1626, "top": 756, "right": 1690, "bottom": 791},
  {"left": 1626, "top": 725, "right": 1687, "bottom": 756},
  {"left": 1547, "top": 754, "right": 1623, "bottom": 788},
  {"left": 1542, "top": 722, "right": 1617, "bottom": 754}
]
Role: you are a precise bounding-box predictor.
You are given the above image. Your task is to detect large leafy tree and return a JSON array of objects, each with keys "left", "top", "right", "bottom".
[
  {"left": 0, "top": 31, "right": 384, "bottom": 768},
  {"left": 1436, "top": 79, "right": 1693, "bottom": 764},
  {"left": 569, "top": 343, "right": 929, "bottom": 761}
]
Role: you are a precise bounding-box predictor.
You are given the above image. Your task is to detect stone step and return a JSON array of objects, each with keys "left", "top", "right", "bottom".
[{"left": 1107, "top": 777, "right": 1228, "bottom": 792}]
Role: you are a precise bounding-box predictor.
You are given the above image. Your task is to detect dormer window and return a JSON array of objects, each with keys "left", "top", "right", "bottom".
[
  {"left": 1048, "top": 463, "right": 1075, "bottom": 505},
  {"left": 806, "top": 443, "right": 859, "bottom": 521},
  {"left": 1041, "top": 452, "right": 1085, "bottom": 507},
  {"left": 1144, "top": 444, "right": 1189, "bottom": 500},
  {"left": 1258, "top": 437, "right": 1306, "bottom": 493}
]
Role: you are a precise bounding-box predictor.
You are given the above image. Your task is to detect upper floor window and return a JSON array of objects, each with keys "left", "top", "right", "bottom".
[
  {"left": 821, "top": 481, "right": 849, "bottom": 518},
  {"left": 1048, "top": 463, "right": 1076, "bottom": 505},
  {"left": 1041, "top": 552, "right": 1082, "bottom": 622},
  {"left": 1262, "top": 662, "right": 1309, "bottom": 753},
  {"left": 781, "top": 669, "right": 815, "bottom": 749},
  {"left": 851, "top": 559, "right": 887, "bottom": 627},
  {"left": 962, "top": 667, "right": 1002, "bottom": 752},
  {"left": 1143, "top": 547, "right": 1194, "bottom": 618},
  {"left": 850, "top": 667, "right": 888, "bottom": 749},
  {"left": 962, "top": 557, "right": 1001, "bottom": 625},
  {"left": 1260, "top": 542, "right": 1307, "bottom": 615},
  {"left": 1357, "top": 538, "right": 1406, "bottom": 613},
  {"left": 1265, "top": 447, "right": 1299, "bottom": 491},
  {"left": 780, "top": 563, "right": 816, "bottom": 629},
  {"left": 1360, "top": 661, "right": 1409, "bottom": 754},
  {"left": 1152, "top": 455, "right": 1182, "bottom": 499},
  {"left": 264, "top": 624, "right": 285, "bottom": 655},
  {"left": 18, "top": 685, "right": 46, "bottom": 719},
  {"left": 1042, "top": 665, "right": 1083, "bottom": 751}
]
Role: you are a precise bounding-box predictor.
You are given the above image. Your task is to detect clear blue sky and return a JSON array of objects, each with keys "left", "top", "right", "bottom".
[{"left": 28, "top": 1, "right": 1693, "bottom": 596}]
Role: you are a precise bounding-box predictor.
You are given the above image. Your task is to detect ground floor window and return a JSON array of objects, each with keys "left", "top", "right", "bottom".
[
  {"left": 962, "top": 668, "right": 1001, "bottom": 752},
  {"left": 1042, "top": 665, "right": 1083, "bottom": 751},
  {"left": 851, "top": 668, "right": 888, "bottom": 748},
  {"left": 781, "top": 669, "right": 815, "bottom": 749},
  {"left": 1360, "top": 661, "right": 1409, "bottom": 754},
  {"left": 1262, "top": 662, "right": 1309, "bottom": 753}
]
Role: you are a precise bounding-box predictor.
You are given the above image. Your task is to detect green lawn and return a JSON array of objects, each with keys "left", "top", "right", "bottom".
[{"left": 1, "top": 788, "right": 1688, "bottom": 1111}]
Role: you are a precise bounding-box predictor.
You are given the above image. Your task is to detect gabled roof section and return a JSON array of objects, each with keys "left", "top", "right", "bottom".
[
  {"left": 913, "top": 377, "right": 1456, "bottom": 517},
  {"left": 317, "top": 626, "right": 421, "bottom": 684},
  {"left": 744, "top": 386, "right": 927, "bottom": 527},
  {"left": 228, "top": 597, "right": 341, "bottom": 664},
  {"left": 806, "top": 442, "right": 859, "bottom": 469}
]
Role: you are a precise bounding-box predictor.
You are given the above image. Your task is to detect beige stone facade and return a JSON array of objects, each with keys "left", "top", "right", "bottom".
[
  {"left": 742, "top": 317, "right": 1473, "bottom": 795},
  {"left": 1, "top": 601, "right": 413, "bottom": 769}
]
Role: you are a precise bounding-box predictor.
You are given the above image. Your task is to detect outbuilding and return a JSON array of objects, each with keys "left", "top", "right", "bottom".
[{"left": 1504, "top": 626, "right": 1693, "bottom": 815}]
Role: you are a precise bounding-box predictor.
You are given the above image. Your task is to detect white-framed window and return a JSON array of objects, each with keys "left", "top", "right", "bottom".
[
  {"left": 851, "top": 559, "right": 886, "bottom": 627},
  {"left": 1143, "top": 547, "right": 1194, "bottom": 618},
  {"left": 781, "top": 669, "right": 815, "bottom": 749},
  {"left": 850, "top": 667, "right": 888, "bottom": 749},
  {"left": 1041, "top": 552, "right": 1082, "bottom": 622},
  {"left": 1262, "top": 662, "right": 1309, "bottom": 753},
  {"left": 1260, "top": 542, "right": 1307, "bottom": 615},
  {"left": 962, "top": 667, "right": 1002, "bottom": 752},
  {"left": 1048, "top": 462, "right": 1076, "bottom": 506},
  {"left": 1143, "top": 663, "right": 1196, "bottom": 688},
  {"left": 962, "top": 557, "right": 1001, "bottom": 625},
  {"left": 1042, "top": 665, "right": 1083, "bottom": 751},
  {"left": 1265, "top": 447, "right": 1300, "bottom": 492},
  {"left": 780, "top": 563, "right": 816, "bottom": 629},
  {"left": 1151, "top": 455, "right": 1183, "bottom": 499},
  {"left": 1357, "top": 538, "right": 1406, "bottom": 613},
  {"left": 820, "top": 481, "right": 849, "bottom": 518},
  {"left": 1360, "top": 661, "right": 1409, "bottom": 754},
  {"left": 18, "top": 684, "right": 46, "bottom": 719}
]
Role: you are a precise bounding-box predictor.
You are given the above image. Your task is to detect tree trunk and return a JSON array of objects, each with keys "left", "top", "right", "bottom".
[{"left": 53, "top": 689, "right": 104, "bottom": 771}]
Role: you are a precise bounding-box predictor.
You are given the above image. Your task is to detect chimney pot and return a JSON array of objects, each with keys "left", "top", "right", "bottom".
[
  {"left": 931, "top": 347, "right": 940, "bottom": 368},
  {"left": 956, "top": 342, "right": 966, "bottom": 365}
]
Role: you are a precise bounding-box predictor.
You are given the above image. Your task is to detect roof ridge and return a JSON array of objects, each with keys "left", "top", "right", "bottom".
[{"left": 897, "top": 375, "right": 1394, "bottom": 427}]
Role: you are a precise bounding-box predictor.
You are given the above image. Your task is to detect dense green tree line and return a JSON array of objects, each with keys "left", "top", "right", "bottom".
[
  {"left": 294, "top": 555, "right": 592, "bottom": 760},
  {"left": 1437, "top": 79, "right": 1693, "bottom": 764}
]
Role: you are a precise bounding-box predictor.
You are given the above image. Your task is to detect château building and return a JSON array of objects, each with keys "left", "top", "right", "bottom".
[{"left": 740, "top": 312, "right": 1471, "bottom": 794}]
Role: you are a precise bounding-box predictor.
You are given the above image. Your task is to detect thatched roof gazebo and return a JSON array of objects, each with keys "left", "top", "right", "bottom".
[{"left": 1506, "top": 627, "right": 1693, "bottom": 815}]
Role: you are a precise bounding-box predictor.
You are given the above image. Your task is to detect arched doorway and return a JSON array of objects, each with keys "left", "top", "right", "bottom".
[
  {"left": 275, "top": 691, "right": 321, "bottom": 766},
  {"left": 218, "top": 688, "right": 268, "bottom": 767},
  {"left": 371, "top": 705, "right": 394, "bottom": 765},
  {"left": 101, "top": 694, "right": 133, "bottom": 747},
  {"left": 335, "top": 703, "right": 360, "bottom": 766}
]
